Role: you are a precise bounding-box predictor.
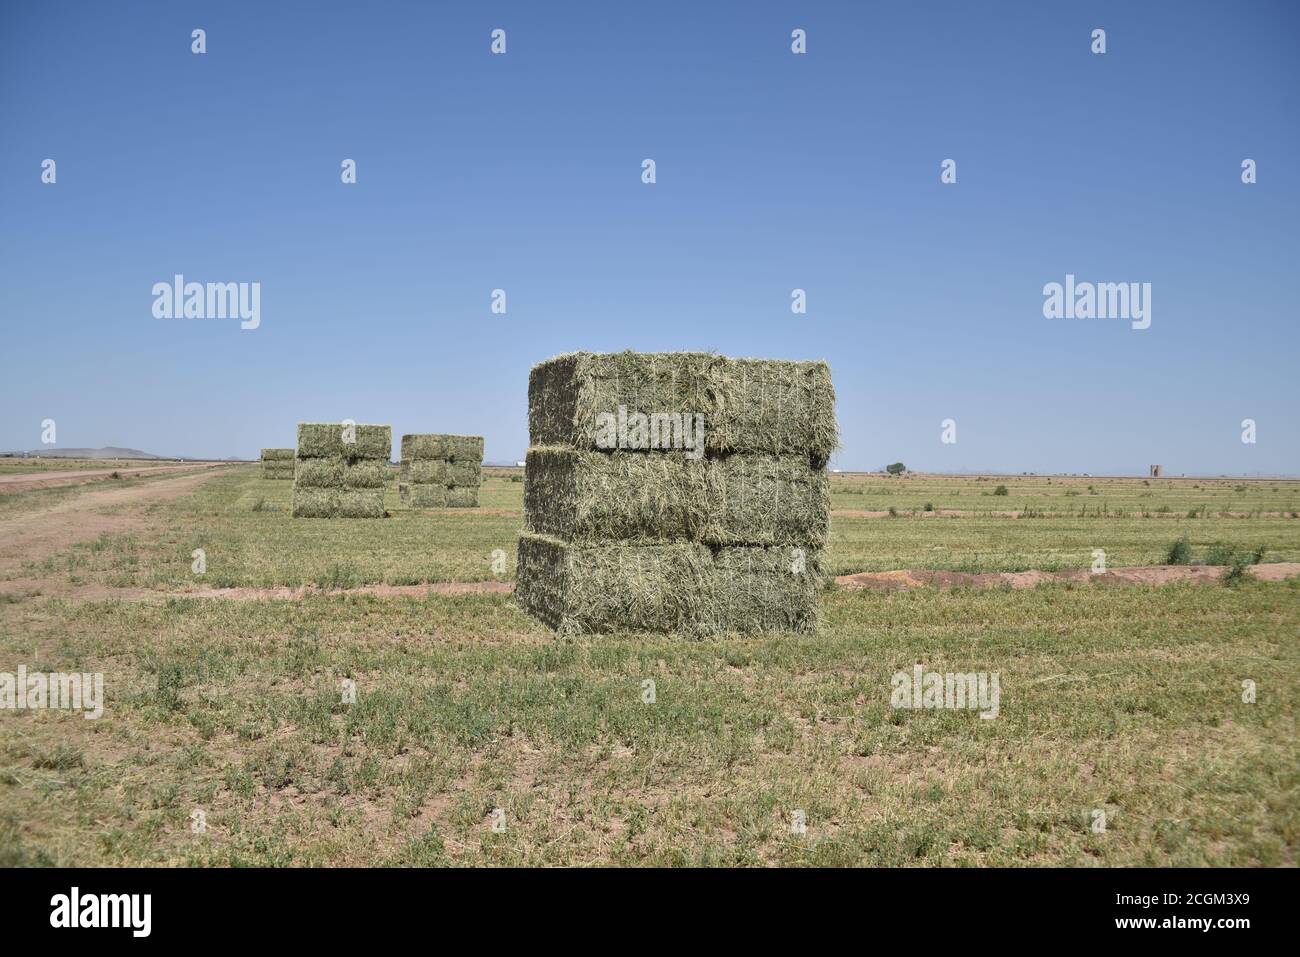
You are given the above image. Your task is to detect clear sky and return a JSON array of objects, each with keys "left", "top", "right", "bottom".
[{"left": 2, "top": 0, "right": 1296, "bottom": 474}]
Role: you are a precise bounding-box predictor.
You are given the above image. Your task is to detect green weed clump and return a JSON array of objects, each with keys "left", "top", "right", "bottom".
[{"left": 1165, "top": 536, "right": 1193, "bottom": 565}]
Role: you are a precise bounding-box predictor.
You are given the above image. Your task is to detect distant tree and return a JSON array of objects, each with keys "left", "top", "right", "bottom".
[{"left": 885, "top": 462, "right": 906, "bottom": 476}]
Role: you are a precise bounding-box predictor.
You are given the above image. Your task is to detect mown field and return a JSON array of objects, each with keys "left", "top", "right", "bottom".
[{"left": 1, "top": 467, "right": 1297, "bottom": 866}]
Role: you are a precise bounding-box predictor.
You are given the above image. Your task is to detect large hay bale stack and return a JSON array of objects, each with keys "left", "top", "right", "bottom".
[
  {"left": 400, "top": 434, "right": 484, "bottom": 509},
  {"left": 260, "top": 448, "right": 295, "bottom": 480},
  {"left": 291, "top": 423, "right": 391, "bottom": 519},
  {"left": 517, "top": 351, "right": 835, "bottom": 634}
]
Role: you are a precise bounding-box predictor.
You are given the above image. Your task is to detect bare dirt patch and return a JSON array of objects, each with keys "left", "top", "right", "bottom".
[{"left": 836, "top": 562, "right": 1300, "bottom": 591}]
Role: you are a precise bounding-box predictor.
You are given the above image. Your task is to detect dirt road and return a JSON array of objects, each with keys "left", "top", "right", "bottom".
[
  {"left": 0, "top": 466, "right": 230, "bottom": 577},
  {"left": 0, "top": 461, "right": 232, "bottom": 493}
]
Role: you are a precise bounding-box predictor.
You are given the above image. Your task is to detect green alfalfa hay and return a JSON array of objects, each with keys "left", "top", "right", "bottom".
[
  {"left": 260, "top": 448, "right": 295, "bottom": 461},
  {"left": 703, "top": 454, "right": 829, "bottom": 548},
  {"left": 446, "top": 486, "right": 479, "bottom": 508},
  {"left": 407, "top": 484, "right": 448, "bottom": 508},
  {"left": 524, "top": 447, "right": 708, "bottom": 543},
  {"left": 515, "top": 533, "right": 712, "bottom": 634},
  {"left": 407, "top": 460, "right": 482, "bottom": 486},
  {"left": 293, "top": 459, "right": 388, "bottom": 489},
  {"left": 710, "top": 546, "right": 822, "bottom": 634},
  {"left": 291, "top": 487, "right": 385, "bottom": 519},
  {"left": 527, "top": 351, "right": 837, "bottom": 464},
  {"left": 514, "top": 535, "right": 821, "bottom": 635},
  {"left": 401, "top": 434, "right": 484, "bottom": 463},
  {"left": 297, "top": 423, "right": 392, "bottom": 460},
  {"left": 523, "top": 449, "right": 827, "bottom": 546}
]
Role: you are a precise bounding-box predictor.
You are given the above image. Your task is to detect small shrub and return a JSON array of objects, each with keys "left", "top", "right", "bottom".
[
  {"left": 887, "top": 506, "right": 899, "bottom": 518},
  {"left": 1222, "top": 557, "right": 1251, "bottom": 587},
  {"left": 923, "top": 502, "right": 934, "bottom": 512},
  {"left": 250, "top": 497, "right": 267, "bottom": 512},
  {"left": 992, "top": 485, "right": 1009, "bottom": 496},
  {"left": 109, "top": 471, "right": 121, "bottom": 480},
  {"left": 1165, "top": 536, "right": 1193, "bottom": 565}
]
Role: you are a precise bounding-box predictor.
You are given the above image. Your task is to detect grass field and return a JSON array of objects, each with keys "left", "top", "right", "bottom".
[{"left": 1, "top": 467, "right": 1297, "bottom": 866}]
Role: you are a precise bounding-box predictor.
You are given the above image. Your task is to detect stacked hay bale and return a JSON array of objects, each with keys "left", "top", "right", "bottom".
[
  {"left": 260, "top": 448, "right": 294, "bottom": 480},
  {"left": 291, "top": 423, "right": 391, "bottom": 518},
  {"left": 517, "top": 351, "right": 836, "bottom": 634},
  {"left": 400, "top": 434, "right": 484, "bottom": 508}
]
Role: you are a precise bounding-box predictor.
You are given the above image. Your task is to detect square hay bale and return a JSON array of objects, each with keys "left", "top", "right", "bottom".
[
  {"left": 523, "top": 449, "right": 827, "bottom": 546},
  {"left": 294, "top": 458, "right": 344, "bottom": 488},
  {"left": 260, "top": 448, "right": 295, "bottom": 479},
  {"left": 341, "top": 461, "right": 389, "bottom": 489},
  {"left": 297, "top": 423, "right": 392, "bottom": 461},
  {"left": 445, "top": 486, "right": 479, "bottom": 508},
  {"left": 523, "top": 448, "right": 707, "bottom": 543},
  {"left": 515, "top": 534, "right": 711, "bottom": 634},
  {"left": 401, "top": 434, "right": 484, "bottom": 463},
  {"left": 709, "top": 546, "right": 822, "bottom": 634},
  {"left": 528, "top": 351, "right": 837, "bottom": 464},
  {"left": 702, "top": 454, "right": 829, "bottom": 547},
  {"left": 408, "top": 459, "right": 453, "bottom": 484},
  {"left": 448, "top": 461, "right": 481, "bottom": 486},
  {"left": 408, "top": 484, "right": 448, "bottom": 508},
  {"left": 291, "top": 488, "right": 385, "bottom": 519}
]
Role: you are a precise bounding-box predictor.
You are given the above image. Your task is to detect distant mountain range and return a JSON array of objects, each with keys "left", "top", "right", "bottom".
[{"left": 1, "top": 447, "right": 244, "bottom": 462}]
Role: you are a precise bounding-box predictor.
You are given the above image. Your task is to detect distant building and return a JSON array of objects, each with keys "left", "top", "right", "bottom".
[{"left": 1149, "top": 464, "right": 1163, "bottom": 477}]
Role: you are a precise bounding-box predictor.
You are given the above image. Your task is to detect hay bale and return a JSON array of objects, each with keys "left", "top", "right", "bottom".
[
  {"left": 408, "top": 460, "right": 451, "bottom": 484},
  {"left": 703, "top": 454, "right": 830, "bottom": 547},
  {"left": 291, "top": 488, "right": 385, "bottom": 519},
  {"left": 523, "top": 448, "right": 826, "bottom": 546},
  {"left": 710, "top": 546, "right": 822, "bottom": 633},
  {"left": 408, "top": 484, "right": 448, "bottom": 508},
  {"left": 260, "top": 448, "right": 295, "bottom": 479},
  {"left": 448, "top": 462, "right": 481, "bottom": 486},
  {"left": 446, "top": 486, "right": 479, "bottom": 508},
  {"left": 297, "top": 423, "right": 392, "bottom": 460},
  {"left": 294, "top": 459, "right": 344, "bottom": 488},
  {"left": 341, "top": 462, "right": 389, "bottom": 489},
  {"left": 401, "top": 434, "right": 484, "bottom": 463},
  {"left": 400, "top": 433, "right": 484, "bottom": 509},
  {"left": 528, "top": 351, "right": 837, "bottom": 464},
  {"left": 517, "top": 352, "right": 835, "bottom": 634},
  {"left": 516, "top": 533, "right": 711, "bottom": 633},
  {"left": 291, "top": 422, "right": 391, "bottom": 518},
  {"left": 523, "top": 448, "right": 707, "bottom": 542}
]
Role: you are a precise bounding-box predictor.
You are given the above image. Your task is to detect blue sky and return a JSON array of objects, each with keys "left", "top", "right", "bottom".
[{"left": 2, "top": 0, "right": 1296, "bottom": 473}]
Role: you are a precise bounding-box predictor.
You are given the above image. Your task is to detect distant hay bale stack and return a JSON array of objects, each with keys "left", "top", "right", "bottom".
[
  {"left": 1150, "top": 464, "right": 1163, "bottom": 478},
  {"left": 400, "top": 434, "right": 484, "bottom": 509},
  {"left": 260, "top": 448, "right": 295, "bottom": 480},
  {"left": 516, "top": 351, "right": 836, "bottom": 635},
  {"left": 291, "top": 423, "right": 391, "bottom": 519}
]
